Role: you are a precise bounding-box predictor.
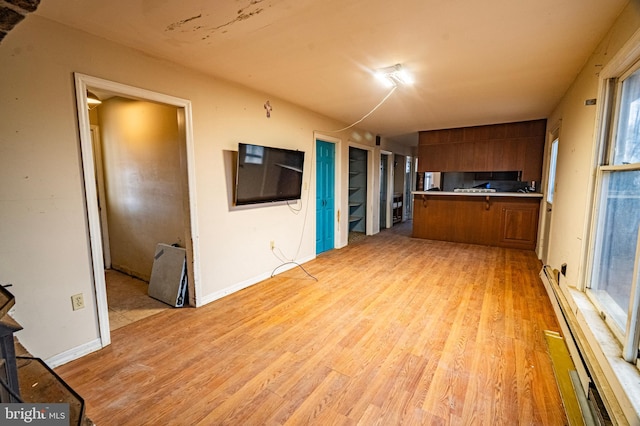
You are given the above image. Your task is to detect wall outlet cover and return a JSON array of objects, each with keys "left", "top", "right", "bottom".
[{"left": 71, "top": 293, "right": 85, "bottom": 310}]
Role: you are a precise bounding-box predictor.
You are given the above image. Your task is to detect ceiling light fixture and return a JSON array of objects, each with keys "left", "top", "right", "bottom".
[
  {"left": 87, "top": 91, "right": 102, "bottom": 106},
  {"left": 375, "top": 64, "right": 414, "bottom": 88}
]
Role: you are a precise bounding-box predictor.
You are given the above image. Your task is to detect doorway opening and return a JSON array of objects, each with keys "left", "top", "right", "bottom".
[
  {"left": 348, "top": 146, "right": 368, "bottom": 243},
  {"left": 380, "top": 152, "right": 390, "bottom": 230},
  {"left": 392, "top": 154, "right": 407, "bottom": 225},
  {"left": 404, "top": 156, "right": 414, "bottom": 220},
  {"left": 540, "top": 134, "right": 559, "bottom": 263},
  {"left": 75, "top": 73, "right": 200, "bottom": 348},
  {"left": 89, "top": 122, "right": 171, "bottom": 330}
]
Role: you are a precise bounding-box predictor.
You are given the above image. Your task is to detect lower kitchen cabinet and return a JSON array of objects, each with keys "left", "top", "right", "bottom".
[
  {"left": 412, "top": 194, "right": 540, "bottom": 250},
  {"left": 498, "top": 202, "right": 540, "bottom": 250}
]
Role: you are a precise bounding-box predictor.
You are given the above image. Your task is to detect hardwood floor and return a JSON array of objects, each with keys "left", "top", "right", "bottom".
[{"left": 55, "top": 222, "right": 566, "bottom": 425}]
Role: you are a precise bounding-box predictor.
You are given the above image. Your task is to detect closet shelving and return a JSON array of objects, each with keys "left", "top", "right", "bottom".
[{"left": 348, "top": 148, "right": 367, "bottom": 233}]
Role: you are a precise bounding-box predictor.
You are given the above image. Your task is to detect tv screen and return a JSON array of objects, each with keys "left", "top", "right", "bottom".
[{"left": 235, "top": 143, "right": 305, "bottom": 205}]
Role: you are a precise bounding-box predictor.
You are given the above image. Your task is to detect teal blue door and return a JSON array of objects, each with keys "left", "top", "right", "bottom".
[{"left": 316, "top": 140, "right": 335, "bottom": 254}]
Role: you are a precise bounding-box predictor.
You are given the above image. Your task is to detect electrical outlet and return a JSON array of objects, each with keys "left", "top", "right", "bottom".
[
  {"left": 71, "top": 293, "right": 85, "bottom": 311},
  {"left": 270, "top": 240, "right": 275, "bottom": 250}
]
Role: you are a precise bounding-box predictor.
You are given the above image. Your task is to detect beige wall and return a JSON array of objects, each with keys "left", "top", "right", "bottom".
[
  {"left": 99, "top": 98, "right": 186, "bottom": 281},
  {"left": 0, "top": 15, "right": 384, "bottom": 361},
  {"left": 544, "top": 3, "right": 640, "bottom": 287}
]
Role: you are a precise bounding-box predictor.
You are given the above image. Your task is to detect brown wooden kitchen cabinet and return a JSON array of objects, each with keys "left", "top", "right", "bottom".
[
  {"left": 497, "top": 201, "right": 540, "bottom": 250},
  {"left": 412, "top": 194, "right": 540, "bottom": 250},
  {"left": 417, "top": 119, "right": 546, "bottom": 182}
]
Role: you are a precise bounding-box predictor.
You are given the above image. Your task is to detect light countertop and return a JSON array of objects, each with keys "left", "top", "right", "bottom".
[{"left": 412, "top": 191, "right": 543, "bottom": 198}]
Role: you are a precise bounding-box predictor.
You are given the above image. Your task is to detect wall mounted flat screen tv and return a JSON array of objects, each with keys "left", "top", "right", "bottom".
[{"left": 235, "top": 143, "right": 305, "bottom": 205}]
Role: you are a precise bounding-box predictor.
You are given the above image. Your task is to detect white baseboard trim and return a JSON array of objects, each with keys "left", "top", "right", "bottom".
[
  {"left": 45, "top": 257, "right": 317, "bottom": 365},
  {"left": 197, "top": 255, "right": 316, "bottom": 307},
  {"left": 44, "top": 338, "right": 103, "bottom": 368}
]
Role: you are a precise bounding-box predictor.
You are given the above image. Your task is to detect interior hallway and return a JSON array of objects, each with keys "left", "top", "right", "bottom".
[{"left": 56, "top": 221, "right": 565, "bottom": 424}]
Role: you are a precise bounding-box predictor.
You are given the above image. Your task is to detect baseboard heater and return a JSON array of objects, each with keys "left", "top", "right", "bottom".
[{"left": 540, "top": 266, "right": 612, "bottom": 426}]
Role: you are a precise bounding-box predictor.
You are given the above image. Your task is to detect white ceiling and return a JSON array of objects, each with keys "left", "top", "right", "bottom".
[{"left": 35, "top": 0, "right": 628, "bottom": 143}]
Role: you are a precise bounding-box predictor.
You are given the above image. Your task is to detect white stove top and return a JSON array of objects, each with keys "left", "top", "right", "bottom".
[{"left": 453, "top": 188, "right": 497, "bottom": 193}]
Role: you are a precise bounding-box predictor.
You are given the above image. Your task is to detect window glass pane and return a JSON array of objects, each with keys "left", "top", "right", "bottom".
[
  {"left": 591, "top": 170, "right": 640, "bottom": 330},
  {"left": 613, "top": 69, "right": 640, "bottom": 165},
  {"left": 546, "top": 139, "right": 558, "bottom": 204},
  {"left": 424, "top": 173, "right": 432, "bottom": 190}
]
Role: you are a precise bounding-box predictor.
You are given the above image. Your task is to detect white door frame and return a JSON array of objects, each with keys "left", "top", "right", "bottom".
[
  {"left": 348, "top": 141, "right": 376, "bottom": 236},
  {"left": 537, "top": 126, "right": 560, "bottom": 263},
  {"left": 380, "top": 149, "right": 394, "bottom": 230},
  {"left": 89, "top": 125, "right": 111, "bottom": 269},
  {"left": 74, "top": 73, "right": 201, "bottom": 348}
]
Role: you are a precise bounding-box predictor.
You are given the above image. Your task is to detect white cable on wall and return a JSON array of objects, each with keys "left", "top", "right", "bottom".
[{"left": 324, "top": 86, "right": 397, "bottom": 133}]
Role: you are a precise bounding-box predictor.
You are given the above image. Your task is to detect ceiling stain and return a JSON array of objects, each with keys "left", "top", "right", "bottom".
[
  {"left": 209, "top": 0, "right": 267, "bottom": 33},
  {"left": 164, "top": 0, "right": 268, "bottom": 35},
  {"left": 165, "top": 14, "right": 203, "bottom": 32}
]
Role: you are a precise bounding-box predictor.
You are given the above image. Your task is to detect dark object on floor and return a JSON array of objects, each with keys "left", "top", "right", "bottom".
[{"left": 148, "top": 243, "right": 188, "bottom": 307}]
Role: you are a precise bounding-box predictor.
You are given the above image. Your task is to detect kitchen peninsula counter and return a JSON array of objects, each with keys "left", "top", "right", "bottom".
[
  {"left": 412, "top": 191, "right": 543, "bottom": 250},
  {"left": 413, "top": 191, "right": 543, "bottom": 198}
]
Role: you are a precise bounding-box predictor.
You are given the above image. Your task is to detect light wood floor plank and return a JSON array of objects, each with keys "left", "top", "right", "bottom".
[{"left": 55, "top": 221, "right": 566, "bottom": 424}]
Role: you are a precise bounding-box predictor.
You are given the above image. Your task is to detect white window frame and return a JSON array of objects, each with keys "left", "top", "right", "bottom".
[
  {"left": 564, "top": 30, "right": 640, "bottom": 424},
  {"left": 586, "top": 63, "right": 640, "bottom": 359}
]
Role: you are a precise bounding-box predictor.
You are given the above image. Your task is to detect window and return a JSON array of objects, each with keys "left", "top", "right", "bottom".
[
  {"left": 589, "top": 65, "right": 640, "bottom": 362},
  {"left": 546, "top": 138, "right": 559, "bottom": 204},
  {"left": 613, "top": 70, "right": 640, "bottom": 165},
  {"left": 424, "top": 173, "right": 433, "bottom": 190}
]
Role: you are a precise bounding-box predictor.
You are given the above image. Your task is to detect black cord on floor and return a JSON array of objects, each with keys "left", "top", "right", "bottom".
[{"left": 270, "top": 262, "right": 318, "bottom": 281}]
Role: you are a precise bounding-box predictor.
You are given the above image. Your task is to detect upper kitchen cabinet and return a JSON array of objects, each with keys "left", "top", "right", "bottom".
[{"left": 418, "top": 119, "right": 546, "bottom": 182}]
